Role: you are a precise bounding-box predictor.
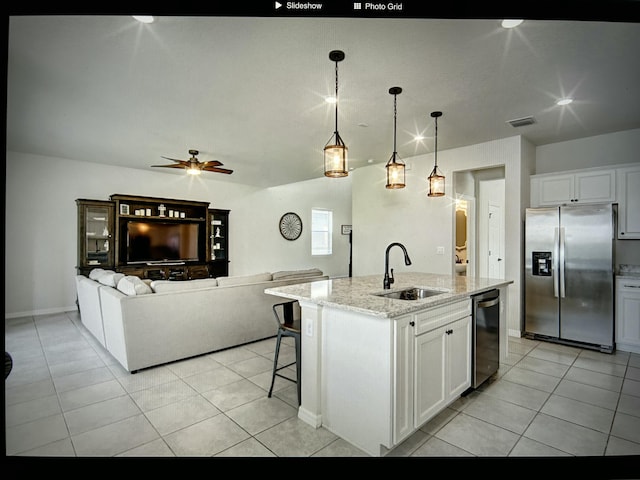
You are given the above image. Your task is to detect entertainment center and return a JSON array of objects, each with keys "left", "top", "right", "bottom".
[{"left": 76, "top": 194, "right": 229, "bottom": 279}]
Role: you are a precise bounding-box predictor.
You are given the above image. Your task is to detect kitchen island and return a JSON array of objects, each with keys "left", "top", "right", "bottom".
[{"left": 265, "top": 272, "right": 513, "bottom": 456}]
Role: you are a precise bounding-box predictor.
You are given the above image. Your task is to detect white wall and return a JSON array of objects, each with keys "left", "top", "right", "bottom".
[
  {"left": 5, "top": 151, "right": 352, "bottom": 317},
  {"left": 535, "top": 128, "right": 640, "bottom": 174},
  {"left": 228, "top": 176, "right": 352, "bottom": 276},
  {"left": 352, "top": 135, "right": 535, "bottom": 335}
]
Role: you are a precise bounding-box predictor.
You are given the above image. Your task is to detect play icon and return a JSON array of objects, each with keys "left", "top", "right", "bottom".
[{"left": 275, "top": 1, "right": 282, "bottom": 8}]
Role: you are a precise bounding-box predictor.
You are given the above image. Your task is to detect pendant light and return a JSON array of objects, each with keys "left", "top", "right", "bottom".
[
  {"left": 385, "top": 87, "right": 405, "bottom": 189},
  {"left": 324, "top": 50, "right": 348, "bottom": 178},
  {"left": 427, "top": 111, "right": 445, "bottom": 197}
]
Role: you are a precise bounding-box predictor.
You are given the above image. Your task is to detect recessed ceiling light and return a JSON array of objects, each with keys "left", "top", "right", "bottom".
[
  {"left": 501, "top": 19, "right": 523, "bottom": 28},
  {"left": 414, "top": 135, "right": 424, "bottom": 141},
  {"left": 556, "top": 98, "right": 573, "bottom": 106},
  {"left": 325, "top": 95, "right": 337, "bottom": 104},
  {"left": 133, "top": 16, "right": 155, "bottom": 24}
]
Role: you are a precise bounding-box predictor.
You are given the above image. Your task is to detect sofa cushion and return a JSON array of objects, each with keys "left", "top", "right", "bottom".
[
  {"left": 97, "top": 272, "right": 125, "bottom": 287},
  {"left": 117, "top": 275, "right": 153, "bottom": 296},
  {"left": 271, "top": 268, "right": 323, "bottom": 280},
  {"left": 88, "top": 268, "right": 106, "bottom": 280},
  {"left": 151, "top": 278, "right": 218, "bottom": 293},
  {"left": 216, "top": 272, "right": 272, "bottom": 287}
]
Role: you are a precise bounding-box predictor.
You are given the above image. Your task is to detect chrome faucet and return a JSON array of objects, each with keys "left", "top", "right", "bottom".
[{"left": 384, "top": 242, "right": 412, "bottom": 289}]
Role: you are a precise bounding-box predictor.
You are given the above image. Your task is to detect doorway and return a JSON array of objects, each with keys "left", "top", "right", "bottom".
[{"left": 453, "top": 167, "right": 505, "bottom": 279}]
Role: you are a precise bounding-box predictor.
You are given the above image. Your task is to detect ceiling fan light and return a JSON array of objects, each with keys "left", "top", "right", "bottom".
[{"left": 187, "top": 167, "right": 201, "bottom": 175}]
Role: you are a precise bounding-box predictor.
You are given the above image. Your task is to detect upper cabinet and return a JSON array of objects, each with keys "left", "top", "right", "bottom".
[
  {"left": 531, "top": 168, "right": 616, "bottom": 207},
  {"left": 617, "top": 165, "right": 640, "bottom": 239}
]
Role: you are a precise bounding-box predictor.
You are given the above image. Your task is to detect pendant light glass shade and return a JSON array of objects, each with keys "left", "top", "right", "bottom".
[
  {"left": 324, "top": 50, "right": 348, "bottom": 178},
  {"left": 385, "top": 87, "right": 405, "bottom": 189},
  {"left": 427, "top": 111, "right": 445, "bottom": 197}
]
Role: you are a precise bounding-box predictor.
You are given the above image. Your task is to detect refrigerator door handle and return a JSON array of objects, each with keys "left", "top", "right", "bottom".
[
  {"left": 553, "top": 227, "right": 560, "bottom": 298},
  {"left": 559, "top": 226, "right": 566, "bottom": 298}
]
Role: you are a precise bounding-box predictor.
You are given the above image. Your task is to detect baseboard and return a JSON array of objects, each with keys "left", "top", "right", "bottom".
[{"left": 5, "top": 305, "right": 78, "bottom": 320}]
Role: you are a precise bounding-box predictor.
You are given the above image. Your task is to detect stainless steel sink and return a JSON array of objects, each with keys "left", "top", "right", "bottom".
[{"left": 374, "top": 287, "right": 448, "bottom": 300}]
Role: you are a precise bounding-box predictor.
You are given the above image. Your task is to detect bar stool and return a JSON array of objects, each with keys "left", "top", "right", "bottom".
[{"left": 268, "top": 300, "right": 301, "bottom": 405}]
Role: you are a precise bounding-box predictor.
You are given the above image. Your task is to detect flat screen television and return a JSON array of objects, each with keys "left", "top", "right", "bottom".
[{"left": 126, "top": 221, "right": 200, "bottom": 264}]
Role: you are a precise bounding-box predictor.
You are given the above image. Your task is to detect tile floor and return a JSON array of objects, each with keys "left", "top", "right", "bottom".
[{"left": 4, "top": 310, "right": 640, "bottom": 466}]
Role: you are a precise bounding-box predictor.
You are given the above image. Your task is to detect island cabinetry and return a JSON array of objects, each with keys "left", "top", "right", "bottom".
[
  {"left": 397, "top": 299, "right": 471, "bottom": 442},
  {"left": 317, "top": 297, "right": 472, "bottom": 455}
]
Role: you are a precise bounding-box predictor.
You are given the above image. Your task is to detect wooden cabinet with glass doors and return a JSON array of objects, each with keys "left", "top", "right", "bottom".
[
  {"left": 76, "top": 199, "right": 115, "bottom": 276},
  {"left": 208, "top": 208, "right": 230, "bottom": 277}
]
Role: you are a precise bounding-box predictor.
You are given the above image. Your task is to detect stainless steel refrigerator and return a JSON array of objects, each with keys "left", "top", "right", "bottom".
[{"left": 524, "top": 203, "right": 615, "bottom": 353}]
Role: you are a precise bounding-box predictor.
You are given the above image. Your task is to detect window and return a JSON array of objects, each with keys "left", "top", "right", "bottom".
[{"left": 311, "top": 209, "right": 332, "bottom": 255}]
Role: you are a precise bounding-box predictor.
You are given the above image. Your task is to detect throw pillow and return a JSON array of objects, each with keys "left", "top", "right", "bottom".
[
  {"left": 88, "top": 268, "right": 105, "bottom": 280},
  {"left": 117, "top": 276, "right": 153, "bottom": 296},
  {"left": 98, "top": 272, "right": 125, "bottom": 287}
]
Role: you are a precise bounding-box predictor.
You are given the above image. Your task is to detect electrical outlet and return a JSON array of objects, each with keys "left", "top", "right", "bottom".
[
  {"left": 306, "top": 319, "right": 313, "bottom": 337},
  {"left": 437, "top": 246, "right": 445, "bottom": 255}
]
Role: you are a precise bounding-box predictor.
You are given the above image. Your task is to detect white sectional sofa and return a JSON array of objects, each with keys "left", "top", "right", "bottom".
[{"left": 75, "top": 268, "right": 328, "bottom": 373}]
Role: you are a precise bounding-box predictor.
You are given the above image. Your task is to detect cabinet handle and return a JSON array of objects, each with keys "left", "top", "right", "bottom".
[
  {"left": 446, "top": 329, "right": 453, "bottom": 335},
  {"left": 409, "top": 321, "right": 415, "bottom": 327},
  {"left": 623, "top": 285, "right": 640, "bottom": 288}
]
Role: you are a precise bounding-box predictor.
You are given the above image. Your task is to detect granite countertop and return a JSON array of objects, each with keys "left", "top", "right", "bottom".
[
  {"left": 265, "top": 272, "right": 513, "bottom": 318},
  {"left": 617, "top": 264, "right": 640, "bottom": 279}
]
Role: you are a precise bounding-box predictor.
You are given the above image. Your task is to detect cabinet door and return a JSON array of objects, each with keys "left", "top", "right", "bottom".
[
  {"left": 414, "top": 326, "right": 447, "bottom": 427},
  {"left": 393, "top": 316, "right": 415, "bottom": 444},
  {"left": 617, "top": 166, "right": 640, "bottom": 239},
  {"left": 536, "top": 174, "right": 575, "bottom": 206},
  {"left": 446, "top": 316, "right": 472, "bottom": 399},
  {"left": 616, "top": 281, "right": 640, "bottom": 353},
  {"left": 574, "top": 170, "right": 616, "bottom": 204},
  {"left": 209, "top": 209, "right": 230, "bottom": 276},
  {"left": 77, "top": 200, "right": 115, "bottom": 271}
]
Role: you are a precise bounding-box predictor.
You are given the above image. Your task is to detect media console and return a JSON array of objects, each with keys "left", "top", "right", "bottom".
[{"left": 76, "top": 194, "right": 230, "bottom": 279}]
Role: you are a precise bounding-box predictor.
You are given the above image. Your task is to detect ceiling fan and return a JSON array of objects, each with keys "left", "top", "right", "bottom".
[{"left": 152, "top": 149, "right": 233, "bottom": 176}]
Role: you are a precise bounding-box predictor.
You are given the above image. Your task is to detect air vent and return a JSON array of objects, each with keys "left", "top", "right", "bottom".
[{"left": 506, "top": 116, "right": 536, "bottom": 128}]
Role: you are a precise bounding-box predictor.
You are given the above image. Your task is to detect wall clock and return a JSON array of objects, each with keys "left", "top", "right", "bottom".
[{"left": 279, "top": 212, "right": 302, "bottom": 240}]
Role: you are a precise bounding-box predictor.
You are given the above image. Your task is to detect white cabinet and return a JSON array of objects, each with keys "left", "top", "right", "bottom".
[
  {"left": 393, "top": 299, "right": 471, "bottom": 444},
  {"left": 414, "top": 315, "right": 471, "bottom": 426},
  {"left": 616, "top": 165, "right": 640, "bottom": 239},
  {"left": 393, "top": 315, "right": 415, "bottom": 444},
  {"left": 616, "top": 278, "right": 640, "bottom": 354},
  {"left": 531, "top": 169, "right": 616, "bottom": 207}
]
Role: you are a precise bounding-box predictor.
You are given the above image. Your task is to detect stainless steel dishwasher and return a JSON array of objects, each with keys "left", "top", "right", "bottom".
[{"left": 470, "top": 289, "right": 500, "bottom": 389}]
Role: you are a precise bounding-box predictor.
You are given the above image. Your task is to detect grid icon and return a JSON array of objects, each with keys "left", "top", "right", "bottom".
[{"left": 354, "top": 3, "right": 361, "bottom": 9}]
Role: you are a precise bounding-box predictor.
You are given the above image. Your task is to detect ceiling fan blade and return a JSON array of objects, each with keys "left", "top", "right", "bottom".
[
  {"left": 151, "top": 163, "right": 190, "bottom": 169},
  {"left": 203, "top": 166, "right": 234, "bottom": 174},
  {"left": 160, "top": 156, "right": 192, "bottom": 164},
  {"left": 200, "top": 160, "right": 223, "bottom": 167}
]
